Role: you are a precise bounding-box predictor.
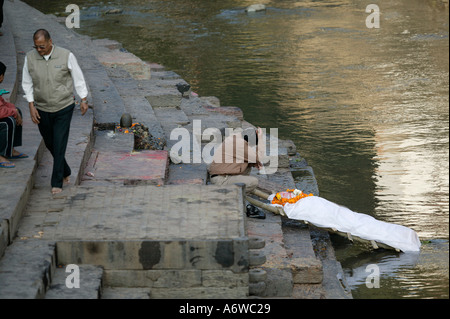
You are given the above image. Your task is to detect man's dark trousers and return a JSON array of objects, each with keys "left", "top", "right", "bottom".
[
  {"left": 0, "top": 108, "right": 23, "bottom": 157},
  {"left": 37, "top": 103, "right": 74, "bottom": 188}
]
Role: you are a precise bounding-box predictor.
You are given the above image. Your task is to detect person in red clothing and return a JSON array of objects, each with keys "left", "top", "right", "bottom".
[{"left": 0, "top": 61, "right": 27, "bottom": 168}]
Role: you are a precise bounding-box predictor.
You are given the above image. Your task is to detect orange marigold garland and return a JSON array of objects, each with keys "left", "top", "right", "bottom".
[{"left": 271, "top": 189, "right": 313, "bottom": 206}]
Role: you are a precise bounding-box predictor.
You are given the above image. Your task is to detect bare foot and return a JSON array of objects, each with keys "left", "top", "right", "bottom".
[
  {"left": 63, "top": 176, "right": 70, "bottom": 185},
  {"left": 52, "top": 187, "right": 63, "bottom": 195}
]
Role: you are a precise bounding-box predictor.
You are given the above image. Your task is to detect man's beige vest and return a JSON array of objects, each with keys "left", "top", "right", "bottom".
[{"left": 26, "top": 46, "right": 74, "bottom": 113}]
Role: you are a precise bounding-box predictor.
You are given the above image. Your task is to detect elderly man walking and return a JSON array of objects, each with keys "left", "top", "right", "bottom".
[{"left": 22, "top": 29, "right": 89, "bottom": 194}]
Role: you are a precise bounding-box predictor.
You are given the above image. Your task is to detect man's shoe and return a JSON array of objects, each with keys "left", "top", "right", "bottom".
[{"left": 246, "top": 204, "right": 266, "bottom": 219}]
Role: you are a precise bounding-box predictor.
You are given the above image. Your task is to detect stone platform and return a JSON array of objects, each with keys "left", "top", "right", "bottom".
[{"left": 12, "top": 184, "right": 250, "bottom": 298}]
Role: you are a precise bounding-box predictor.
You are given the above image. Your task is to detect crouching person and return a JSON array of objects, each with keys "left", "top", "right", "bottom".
[{"left": 208, "top": 127, "right": 266, "bottom": 219}]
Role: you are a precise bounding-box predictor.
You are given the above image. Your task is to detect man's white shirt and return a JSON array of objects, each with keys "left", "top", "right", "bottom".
[{"left": 22, "top": 45, "right": 88, "bottom": 103}]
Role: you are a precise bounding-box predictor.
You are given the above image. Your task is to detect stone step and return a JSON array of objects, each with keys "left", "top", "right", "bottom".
[
  {"left": 246, "top": 213, "right": 293, "bottom": 297},
  {"left": 102, "top": 269, "right": 248, "bottom": 299},
  {"left": 153, "top": 107, "right": 191, "bottom": 152},
  {"left": 246, "top": 172, "right": 324, "bottom": 297},
  {"left": 0, "top": 240, "right": 56, "bottom": 299},
  {"left": 17, "top": 184, "right": 248, "bottom": 271},
  {"left": 103, "top": 66, "right": 165, "bottom": 140},
  {"left": 82, "top": 149, "right": 169, "bottom": 186},
  {"left": 101, "top": 287, "right": 151, "bottom": 299},
  {"left": 95, "top": 48, "right": 151, "bottom": 80},
  {"left": 154, "top": 107, "right": 191, "bottom": 127},
  {"left": 145, "top": 87, "right": 183, "bottom": 109},
  {"left": 166, "top": 163, "right": 208, "bottom": 185},
  {"left": 85, "top": 68, "right": 127, "bottom": 128},
  {"left": 282, "top": 222, "right": 323, "bottom": 284},
  {"left": 150, "top": 70, "right": 183, "bottom": 81},
  {"left": 0, "top": 160, "right": 37, "bottom": 256},
  {"left": 45, "top": 265, "right": 103, "bottom": 299}
]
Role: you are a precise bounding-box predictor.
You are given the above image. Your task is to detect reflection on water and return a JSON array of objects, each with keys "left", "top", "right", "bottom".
[
  {"left": 338, "top": 239, "right": 448, "bottom": 298},
  {"left": 25, "top": 0, "right": 449, "bottom": 298}
]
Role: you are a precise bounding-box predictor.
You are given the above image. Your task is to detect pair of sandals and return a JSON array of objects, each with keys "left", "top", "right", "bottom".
[
  {"left": 246, "top": 203, "right": 266, "bottom": 219},
  {"left": 0, "top": 153, "right": 29, "bottom": 168}
]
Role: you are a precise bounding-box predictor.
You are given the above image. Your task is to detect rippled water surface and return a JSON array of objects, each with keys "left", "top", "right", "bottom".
[{"left": 26, "top": 0, "right": 449, "bottom": 298}]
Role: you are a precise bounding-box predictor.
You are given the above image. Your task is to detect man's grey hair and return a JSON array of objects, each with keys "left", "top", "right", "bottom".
[{"left": 33, "top": 29, "right": 51, "bottom": 41}]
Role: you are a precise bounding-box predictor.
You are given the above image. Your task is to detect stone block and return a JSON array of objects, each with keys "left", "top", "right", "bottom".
[
  {"left": 292, "top": 166, "right": 320, "bottom": 196},
  {"left": 104, "top": 269, "right": 202, "bottom": 288},
  {"left": 277, "top": 147, "right": 290, "bottom": 168},
  {"left": 249, "top": 268, "right": 267, "bottom": 283},
  {"left": 202, "top": 270, "right": 248, "bottom": 288},
  {"left": 0, "top": 160, "right": 36, "bottom": 243},
  {"left": 290, "top": 257, "right": 323, "bottom": 284},
  {"left": 45, "top": 265, "right": 103, "bottom": 299},
  {"left": 259, "top": 268, "right": 293, "bottom": 297},
  {"left": 150, "top": 286, "right": 248, "bottom": 299},
  {"left": 200, "top": 96, "right": 221, "bottom": 107},
  {"left": 84, "top": 68, "right": 125, "bottom": 126},
  {"left": 203, "top": 105, "right": 244, "bottom": 120},
  {"left": 92, "top": 38, "right": 123, "bottom": 50},
  {"left": 153, "top": 107, "right": 190, "bottom": 125},
  {"left": 86, "top": 149, "right": 169, "bottom": 185},
  {"left": 0, "top": 240, "right": 56, "bottom": 299},
  {"left": 146, "top": 62, "right": 165, "bottom": 73},
  {"left": 145, "top": 96, "right": 181, "bottom": 110},
  {"left": 96, "top": 50, "right": 151, "bottom": 80},
  {"left": 249, "top": 281, "right": 266, "bottom": 296},
  {"left": 248, "top": 237, "right": 265, "bottom": 250},
  {"left": 279, "top": 139, "right": 297, "bottom": 156},
  {"left": 102, "top": 287, "right": 151, "bottom": 299},
  {"left": 150, "top": 70, "right": 182, "bottom": 80},
  {"left": 57, "top": 239, "right": 249, "bottom": 273}
]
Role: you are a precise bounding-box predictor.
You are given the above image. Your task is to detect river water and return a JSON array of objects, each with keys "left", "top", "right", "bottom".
[{"left": 25, "top": 0, "right": 448, "bottom": 299}]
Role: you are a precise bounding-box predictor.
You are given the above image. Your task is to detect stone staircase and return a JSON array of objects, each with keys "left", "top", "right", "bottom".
[{"left": 0, "top": 0, "right": 351, "bottom": 299}]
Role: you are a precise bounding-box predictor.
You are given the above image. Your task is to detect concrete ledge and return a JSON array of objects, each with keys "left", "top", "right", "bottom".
[
  {"left": 96, "top": 50, "right": 151, "bottom": 80},
  {"left": 85, "top": 68, "right": 126, "bottom": 127},
  {"left": 57, "top": 239, "right": 249, "bottom": 272},
  {"left": 0, "top": 240, "right": 56, "bottom": 299},
  {"left": 0, "top": 160, "right": 37, "bottom": 245},
  {"left": 150, "top": 286, "right": 248, "bottom": 299},
  {"left": 290, "top": 257, "right": 323, "bottom": 284},
  {"left": 145, "top": 86, "right": 183, "bottom": 108},
  {"left": 45, "top": 265, "right": 103, "bottom": 299},
  {"left": 84, "top": 149, "right": 169, "bottom": 186},
  {"left": 102, "top": 287, "right": 151, "bottom": 299},
  {"left": 104, "top": 269, "right": 248, "bottom": 289}
]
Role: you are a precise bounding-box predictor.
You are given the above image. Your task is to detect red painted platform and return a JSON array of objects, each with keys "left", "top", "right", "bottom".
[{"left": 83, "top": 150, "right": 169, "bottom": 185}]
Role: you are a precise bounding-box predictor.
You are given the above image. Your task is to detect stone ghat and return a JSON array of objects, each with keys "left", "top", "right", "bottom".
[{"left": 0, "top": 0, "right": 351, "bottom": 299}]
